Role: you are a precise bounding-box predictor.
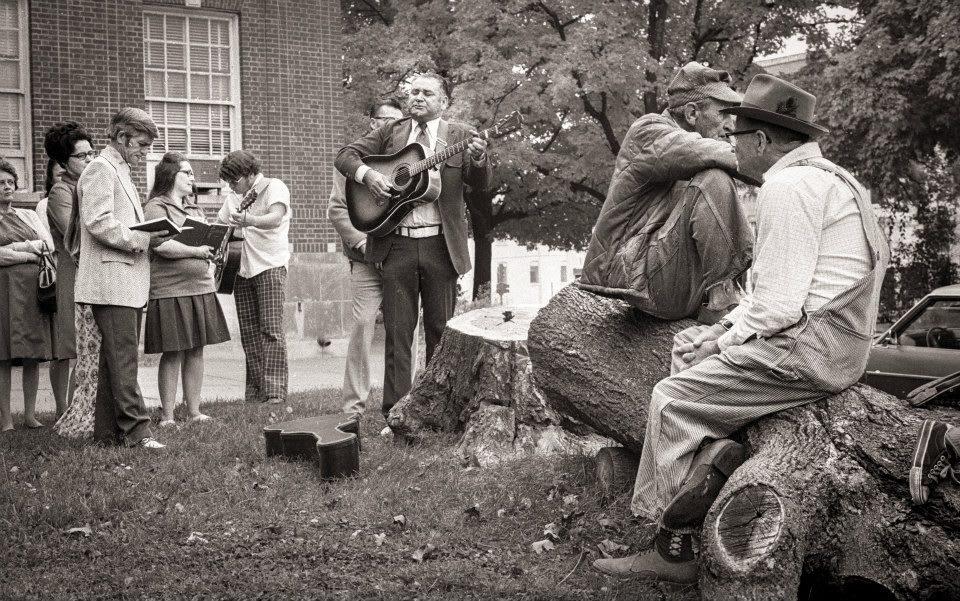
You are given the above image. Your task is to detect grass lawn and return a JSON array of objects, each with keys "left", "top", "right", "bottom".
[{"left": 1, "top": 388, "right": 695, "bottom": 600}]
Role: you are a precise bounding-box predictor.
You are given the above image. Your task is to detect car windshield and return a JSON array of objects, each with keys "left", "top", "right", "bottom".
[{"left": 899, "top": 299, "right": 960, "bottom": 349}]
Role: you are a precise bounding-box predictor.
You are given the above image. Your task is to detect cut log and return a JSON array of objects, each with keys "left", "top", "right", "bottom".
[
  {"left": 528, "top": 284, "right": 960, "bottom": 599},
  {"left": 528, "top": 284, "right": 697, "bottom": 452},
  {"left": 386, "top": 305, "right": 611, "bottom": 467}
]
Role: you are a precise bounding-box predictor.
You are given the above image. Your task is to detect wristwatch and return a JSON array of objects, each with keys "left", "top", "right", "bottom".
[{"left": 718, "top": 317, "right": 734, "bottom": 330}]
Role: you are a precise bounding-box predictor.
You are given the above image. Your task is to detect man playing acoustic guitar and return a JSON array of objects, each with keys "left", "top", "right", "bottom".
[
  {"left": 335, "top": 72, "right": 491, "bottom": 427},
  {"left": 217, "top": 150, "right": 291, "bottom": 406}
]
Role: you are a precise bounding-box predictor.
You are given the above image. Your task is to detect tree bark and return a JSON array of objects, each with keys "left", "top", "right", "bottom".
[
  {"left": 529, "top": 284, "right": 960, "bottom": 599},
  {"left": 527, "top": 284, "right": 697, "bottom": 452},
  {"left": 387, "top": 305, "right": 609, "bottom": 467}
]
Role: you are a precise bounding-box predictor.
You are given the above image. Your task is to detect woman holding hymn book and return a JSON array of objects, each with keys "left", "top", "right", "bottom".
[{"left": 143, "top": 152, "right": 231, "bottom": 427}]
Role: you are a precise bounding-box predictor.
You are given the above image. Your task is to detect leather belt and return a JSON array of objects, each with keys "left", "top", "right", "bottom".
[{"left": 395, "top": 225, "right": 442, "bottom": 238}]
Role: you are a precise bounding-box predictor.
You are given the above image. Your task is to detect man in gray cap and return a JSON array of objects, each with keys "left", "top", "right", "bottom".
[
  {"left": 593, "top": 74, "right": 888, "bottom": 584},
  {"left": 579, "top": 61, "right": 753, "bottom": 324}
]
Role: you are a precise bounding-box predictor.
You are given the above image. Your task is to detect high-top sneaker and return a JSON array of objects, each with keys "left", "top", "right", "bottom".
[
  {"left": 910, "top": 419, "right": 960, "bottom": 504},
  {"left": 592, "top": 528, "right": 699, "bottom": 584}
]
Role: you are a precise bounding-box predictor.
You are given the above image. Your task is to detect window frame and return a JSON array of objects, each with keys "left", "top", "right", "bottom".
[
  {"left": 142, "top": 8, "right": 242, "bottom": 173},
  {"left": 0, "top": 0, "right": 31, "bottom": 190}
]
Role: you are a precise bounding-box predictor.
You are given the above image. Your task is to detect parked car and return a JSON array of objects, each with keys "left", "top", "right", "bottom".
[{"left": 861, "top": 284, "right": 960, "bottom": 399}]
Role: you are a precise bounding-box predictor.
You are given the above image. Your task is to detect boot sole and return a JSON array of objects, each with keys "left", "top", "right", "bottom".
[
  {"left": 662, "top": 439, "right": 746, "bottom": 530},
  {"left": 909, "top": 419, "right": 935, "bottom": 505}
]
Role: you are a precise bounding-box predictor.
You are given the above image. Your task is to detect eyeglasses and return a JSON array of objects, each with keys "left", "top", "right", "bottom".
[
  {"left": 178, "top": 169, "right": 194, "bottom": 176},
  {"left": 722, "top": 129, "right": 766, "bottom": 140},
  {"left": 69, "top": 150, "right": 99, "bottom": 160}
]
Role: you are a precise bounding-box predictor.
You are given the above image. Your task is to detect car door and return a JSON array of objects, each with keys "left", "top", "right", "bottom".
[{"left": 862, "top": 295, "right": 960, "bottom": 398}]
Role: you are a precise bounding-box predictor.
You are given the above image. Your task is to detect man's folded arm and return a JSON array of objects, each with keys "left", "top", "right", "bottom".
[{"left": 622, "top": 118, "right": 737, "bottom": 184}]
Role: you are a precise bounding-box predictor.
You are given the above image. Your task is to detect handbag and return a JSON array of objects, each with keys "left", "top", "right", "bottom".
[{"left": 37, "top": 244, "right": 57, "bottom": 314}]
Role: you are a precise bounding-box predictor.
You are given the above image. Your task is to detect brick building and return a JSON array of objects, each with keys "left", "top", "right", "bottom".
[{"left": 6, "top": 0, "right": 357, "bottom": 338}]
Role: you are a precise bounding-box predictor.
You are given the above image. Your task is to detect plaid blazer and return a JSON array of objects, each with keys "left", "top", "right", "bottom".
[{"left": 74, "top": 145, "right": 152, "bottom": 308}]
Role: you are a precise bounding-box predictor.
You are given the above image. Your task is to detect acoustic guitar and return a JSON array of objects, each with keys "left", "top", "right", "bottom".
[
  {"left": 214, "top": 185, "right": 259, "bottom": 294},
  {"left": 345, "top": 110, "right": 523, "bottom": 237}
]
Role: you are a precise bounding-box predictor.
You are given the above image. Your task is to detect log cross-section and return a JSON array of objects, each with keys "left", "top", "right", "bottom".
[{"left": 715, "top": 484, "right": 784, "bottom": 567}]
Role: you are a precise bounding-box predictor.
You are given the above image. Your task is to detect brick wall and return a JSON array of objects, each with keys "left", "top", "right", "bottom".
[{"left": 28, "top": 0, "right": 345, "bottom": 252}]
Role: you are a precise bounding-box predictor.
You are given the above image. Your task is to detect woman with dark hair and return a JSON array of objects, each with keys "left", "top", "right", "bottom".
[
  {"left": 41, "top": 122, "right": 95, "bottom": 416},
  {"left": 145, "top": 152, "right": 230, "bottom": 426},
  {"left": 42, "top": 122, "right": 101, "bottom": 439},
  {"left": 0, "top": 160, "right": 54, "bottom": 432}
]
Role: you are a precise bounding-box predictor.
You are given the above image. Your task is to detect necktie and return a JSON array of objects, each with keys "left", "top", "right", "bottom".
[{"left": 416, "top": 124, "right": 431, "bottom": 155}]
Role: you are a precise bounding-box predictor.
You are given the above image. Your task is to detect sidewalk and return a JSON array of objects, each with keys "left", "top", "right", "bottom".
[{"left": 8, "top": 331, "right": 395, "bottom": 416}]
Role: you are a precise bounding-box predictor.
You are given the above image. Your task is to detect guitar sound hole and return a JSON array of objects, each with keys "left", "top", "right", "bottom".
[{"left": 393, "top": 166, "right": 411, "bottom": 189}]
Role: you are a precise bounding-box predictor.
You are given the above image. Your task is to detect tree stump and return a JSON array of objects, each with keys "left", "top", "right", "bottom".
[
  {"left": 529, "top": 284, "right": 960, "bottom": 599},
  {"left": 386, "top": 305, "right": 611, "bottom": 467}
]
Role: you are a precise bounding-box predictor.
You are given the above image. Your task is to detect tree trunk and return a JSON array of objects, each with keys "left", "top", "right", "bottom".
[
  {"left": 387, "top": 305, "right": 610, "bottom": 467},
  {"left": 527, "top": 284, "right": 697, "bottom": 452},
  {"left": 529, "top": 284, "right": 960, "bottom": 599},
  {"left": 466, "top": 184, "right": 493, "bottom": 301}
]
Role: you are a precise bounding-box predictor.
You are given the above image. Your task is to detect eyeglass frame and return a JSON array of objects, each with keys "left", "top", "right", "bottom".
[
  {"left": 722, "top": 129, "right": 767, "bottom": 141},
  {"left": 68, "top": 150, "right": 99, "bottom": 160},
  {"left": 178, "top": 169, "right": 195, "bottom": 176}
]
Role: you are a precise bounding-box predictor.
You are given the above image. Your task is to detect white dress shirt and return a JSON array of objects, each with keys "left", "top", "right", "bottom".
[{"left": 718, "top": 142, "right": 873, "bottom": 350}]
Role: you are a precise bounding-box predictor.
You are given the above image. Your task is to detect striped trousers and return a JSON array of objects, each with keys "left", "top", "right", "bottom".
[
  {"left": 234, "top": 267, "right": 288, "bottom": 403},
  {"left": 631, "top": 325, "right": 827, "bottom": 521}
]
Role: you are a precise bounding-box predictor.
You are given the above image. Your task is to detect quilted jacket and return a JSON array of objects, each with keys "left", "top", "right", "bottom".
[{"left": 578, "top": 110, "right": 745, "bottom": 315}]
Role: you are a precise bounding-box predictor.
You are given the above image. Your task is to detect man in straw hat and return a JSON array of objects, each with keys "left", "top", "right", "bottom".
[
  {"left": 578, "top": 61, "right": 754, "bottom": 324},
  {"left": 593, "top": 74, "right": 888, "bottom": 583}
]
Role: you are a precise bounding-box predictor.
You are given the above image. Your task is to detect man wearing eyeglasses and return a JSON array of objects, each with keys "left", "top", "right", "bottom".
[
  {"left": 578, "top": 62, "right": 754, "bottom": 325},
  {"left": 216, "top": 150, "right": 292, "bottom": 406},
  {"left": 327, "top": 99, "right": 422, "bottom": 421}
]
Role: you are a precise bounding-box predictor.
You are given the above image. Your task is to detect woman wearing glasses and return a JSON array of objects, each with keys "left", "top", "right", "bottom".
[
  {"left": 0, "top": 160, "right": 54, "bottom": 432},
  {"left": 43, "top": 122, "right": 96, "bottom": 421},
  {"left": 144, "top": 152, "right": 230, "bottom": 426}
]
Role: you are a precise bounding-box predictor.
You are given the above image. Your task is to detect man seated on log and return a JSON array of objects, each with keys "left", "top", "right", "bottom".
[
  {"left": 593, "top": 74, "right": 890, "bottom": 583},
  {"left": 577, "top": 62, "right": 754, "bottom": 324}
]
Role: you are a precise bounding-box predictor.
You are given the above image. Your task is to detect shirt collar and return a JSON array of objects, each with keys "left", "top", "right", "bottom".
[
  {"left": 763, "top": 142, "right": 823, "bottom": 182},
  {"left": 60, "top": 170, "right": 79, "bottom": 186},
  {"left": 101, "top": 145, "right": 129, "bottom": 172},
  {"left": 413, "top": 117, "right": 441, "bottom": 141},
  {"left": 251, "top": 173, "right": 266, "bottom": 193}
]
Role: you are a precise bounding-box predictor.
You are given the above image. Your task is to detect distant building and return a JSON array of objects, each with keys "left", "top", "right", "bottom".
[
  {"left": 9, "top": 0, "right": 356, "bottom": 338},
  {"left": 753, "top": 51, "right": 808, "bottom": 76}
]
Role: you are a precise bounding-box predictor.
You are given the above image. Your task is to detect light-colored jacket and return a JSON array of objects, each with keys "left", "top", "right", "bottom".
[{"left": 74, "top": 145, "right": 151, "bottom": 308}]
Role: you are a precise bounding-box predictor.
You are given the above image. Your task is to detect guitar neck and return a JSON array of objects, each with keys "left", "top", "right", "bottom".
[{"left": 407, "top": 128, "right": 488, "bottom": 176}]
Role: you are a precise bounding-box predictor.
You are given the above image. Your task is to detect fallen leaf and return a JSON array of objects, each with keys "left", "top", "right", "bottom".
[
  {"left": 393, "top": 515, "right": 407, "bottom": 527},
  {"left": 496, "top": 508, "right": 507, "bottom": 518},
  {"left": 518, "top": 497, "right": 532, "bottom": 511},
  {"left": 411, "top": 543, "right": 436, "bottom": 562},
  {"left": 65, "top": 525, "right": 92, "bottom": 537},
  {"left": 174, "top": 503, "right": 185, "bottom": 513},
  {"left": 373, "top": 533, "right": 386, "bottom": 547},
  {"left": 464, "top": 504, "right": 481, "bottom": 520},
  {"left": 597, "top": 517, "right": 615, "bottom": 529},
  {"left": 39, "top": 471, "right": 49, "bottom": 479},
  {"left": 597, "top": 539, "right": 629, "bottom": 558},
  {"left": 531, "top": 539, "right": 556, "bottom": 554},
  {"left": 562, "top": 494, "right": 578, "bottom": 506},
  {"left": 186, "top": 532, "right": 208, "bottom": 544},
  {"left": 252, "top": 482, "right": 268, "bottom": 491},
  {"left": 351, "top": 529, "right": 362, "bottom": 539},
  {"left": 285, "top": 406, "right": 293, "bottom": 414},
  {"left": 9, "top": 466, "right": 19, "bottom": 473},
  {"left": 463, "top": 466, "right": 479, "bottom": 475},
  {"left": 123, "top": 577, "right": 134, "bottom": 586},
  {"left": 543, "top": 522, "right": 564, "bottom": 541}
]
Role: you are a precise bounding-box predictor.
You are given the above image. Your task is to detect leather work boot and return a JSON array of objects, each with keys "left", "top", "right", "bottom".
[
  {"left": 592, "top": 528, "right": 698, "bottom": 584},
  {"left": 661, "top": 438, "right": 746, "bottom": 531}
]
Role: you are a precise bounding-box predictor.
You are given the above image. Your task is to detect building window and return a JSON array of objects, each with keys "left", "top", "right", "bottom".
[
  {"left": 0, "top": 0, "right": 30, "bottom": 189},
  {"left": 143, "top": 9, "right": 240, "bottom": 191},
  {"left": 497, "top": 263, "right": 507, "bottom": 285},
  {"left": 530, "top": 264, "right": 539, "bottom": 284},
  {"left": 560, "top": 265, "right": 568, "bottom": 283},
  {"left": 573, "top": 267, "right": 583, "bottom": 279}
]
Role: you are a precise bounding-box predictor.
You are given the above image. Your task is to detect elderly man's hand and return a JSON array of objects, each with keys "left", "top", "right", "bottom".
[
  {"left": 467, "top": 130, "right": 488, "bottom": 162},
  {"left": 676, "top": 326, "right": 724, "bottom": 372}
]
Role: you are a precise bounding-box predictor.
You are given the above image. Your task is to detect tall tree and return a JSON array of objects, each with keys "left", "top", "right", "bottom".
[
  {"left": 804, "top": 0, "right": 960, "bottom": 318},
  {"left": 340, "top": 0, "right": 858, "bottom": 298}
]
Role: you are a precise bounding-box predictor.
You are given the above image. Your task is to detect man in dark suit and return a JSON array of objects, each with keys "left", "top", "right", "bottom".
[{"left": 335, "top": 73, "right": 491, "bottom": 425}]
